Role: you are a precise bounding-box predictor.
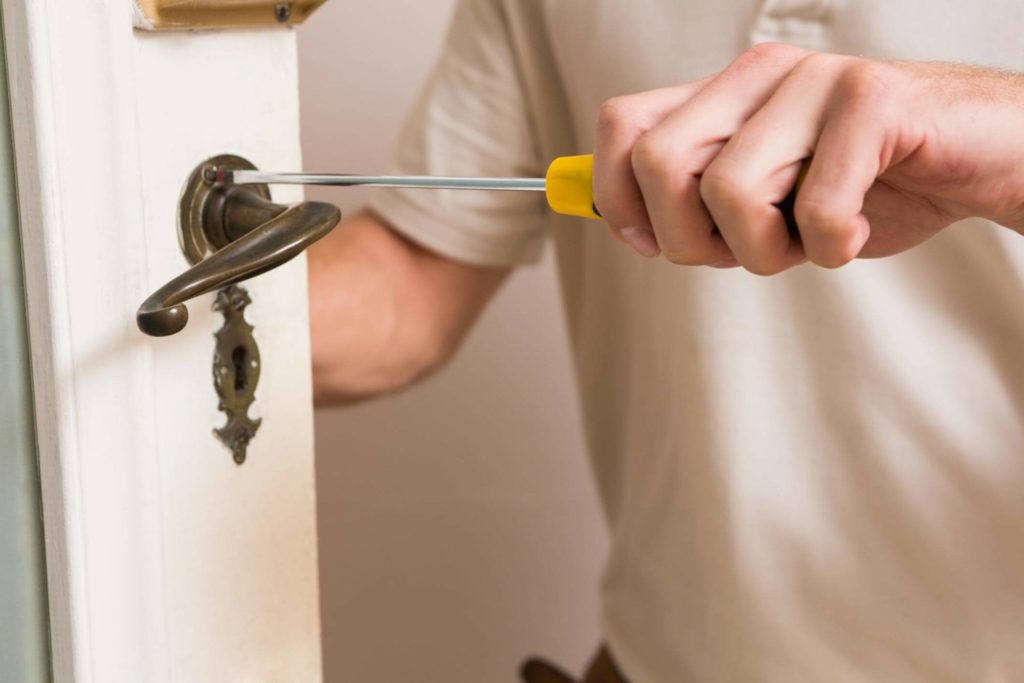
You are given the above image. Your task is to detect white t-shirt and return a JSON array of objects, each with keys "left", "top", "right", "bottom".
[{"left": 370, "top": 1, "right": 1024, "bottom": 680}]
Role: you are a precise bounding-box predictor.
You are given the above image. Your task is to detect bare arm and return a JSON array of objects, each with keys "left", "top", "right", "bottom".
[{"left": 307, "top": 211, "right": 508, "bottom": 406}]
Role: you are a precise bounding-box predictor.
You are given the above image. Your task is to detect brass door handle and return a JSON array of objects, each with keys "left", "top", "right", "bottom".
[{"left": 137, "top": 154, "right": 341, "bottom": 337}]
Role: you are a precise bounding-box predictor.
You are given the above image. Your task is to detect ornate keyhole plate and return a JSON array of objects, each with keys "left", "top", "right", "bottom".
[{"left": 212, "top": 285, "right": 261, "bottom": 464}]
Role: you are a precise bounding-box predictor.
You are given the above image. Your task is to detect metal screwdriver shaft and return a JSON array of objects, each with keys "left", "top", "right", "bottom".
[{"left": 216, "top": 168, "right": 548, "bottom": 192}]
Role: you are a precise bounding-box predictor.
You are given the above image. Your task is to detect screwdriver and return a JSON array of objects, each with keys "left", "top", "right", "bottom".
[
  {"left": 214, "top": 154, "right": 602, "bottom": 219},
  {"left": 213, "top": 153, "right": 803, "bottom": 230}
]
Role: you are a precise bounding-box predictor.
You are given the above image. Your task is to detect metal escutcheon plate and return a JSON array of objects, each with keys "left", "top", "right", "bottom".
[
  {"left": 212, "top": 284, "right": 261, "bottom": 464},
  {"left": 178, "top": 154, "right": 272, "bottom": 266}
]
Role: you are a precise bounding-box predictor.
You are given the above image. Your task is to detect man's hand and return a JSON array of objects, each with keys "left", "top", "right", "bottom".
[{"left": 593, "top": 43, "right": 1024, "bottom": 274}]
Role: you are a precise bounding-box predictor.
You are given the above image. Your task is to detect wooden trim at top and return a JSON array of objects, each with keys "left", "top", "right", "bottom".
[{"left": 133, "top": 0, "right": 327, "bottom": 30}]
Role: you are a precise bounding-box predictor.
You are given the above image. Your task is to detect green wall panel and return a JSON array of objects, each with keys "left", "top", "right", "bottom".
[{"left": 0, "top": 14, "right": 51, "bottom": 683}]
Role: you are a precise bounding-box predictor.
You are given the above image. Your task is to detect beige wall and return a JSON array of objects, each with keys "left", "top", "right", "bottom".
[{"left": 296, "top": 3, "right": 609, "bottom": 682}]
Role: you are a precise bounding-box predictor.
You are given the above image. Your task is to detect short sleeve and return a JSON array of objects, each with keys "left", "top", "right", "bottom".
[{"left": 367, "top": 0, "right": 548, "bottom": 267}]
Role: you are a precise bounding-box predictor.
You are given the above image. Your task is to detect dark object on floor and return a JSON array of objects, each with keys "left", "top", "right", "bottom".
[{"left": 520, "top": 647, "right": 628, "bottom": 683}]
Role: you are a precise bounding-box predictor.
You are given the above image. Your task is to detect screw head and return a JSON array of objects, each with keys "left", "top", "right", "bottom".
[{"left": 274, "top": 3, "right": 291, "bottom": 22}]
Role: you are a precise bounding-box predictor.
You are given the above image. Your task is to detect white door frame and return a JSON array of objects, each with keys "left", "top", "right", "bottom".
[
  {"left": 2, "top": 2, "right": 322, "bottom": 681},
  {"left": 4, "top": 2, "right": 169, "bottom": 679}
]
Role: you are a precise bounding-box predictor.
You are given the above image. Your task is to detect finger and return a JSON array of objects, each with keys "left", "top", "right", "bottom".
[
  {"left": 593, "top": 80, "right": 712, "bottom": 254},
  {"left": 630, "top": 43, "right": 810, "bottom": 266},
  {"left": 699, "top": 55, "right": 847, "bottom": 274},
  {"left": 794, "top": 69, "right": 896, "bottom": 266},
  {"left": 632, "top": 137, "right": 732, "bottom": 265}
]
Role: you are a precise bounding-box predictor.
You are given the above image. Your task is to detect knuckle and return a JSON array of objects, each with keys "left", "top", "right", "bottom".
[
  {"left": 596, "top": 96, "right": 640, "bottom": 137},
  {"left": 791, "top": 52, "right": 843, "bottom": 78},
  {"left": 837, "top": 61, "right": 894, "bottom": 106},
  {"left": 699, "top": 162, "right": 751, "bottom": 208},
  {"left": 630, "top": 132, "right": 673, "bottom": 178},
  {"left": 734, "top": 42, "right": 803, "bottom": 69},
  {"left": 795, "top": 198, "right": 860, "bottom": 268},
  {"left": 794, "top": 197, "right": 851, "bottom": 237}
]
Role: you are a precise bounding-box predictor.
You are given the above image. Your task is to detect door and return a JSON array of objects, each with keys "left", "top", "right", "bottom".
[{"left": 1, "top": 2, "right": 324, "bottom": 680}]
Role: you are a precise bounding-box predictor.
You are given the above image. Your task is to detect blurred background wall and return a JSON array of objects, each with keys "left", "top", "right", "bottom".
[{"left": 296, "top": 3, "right": 609, "bottom": 681}]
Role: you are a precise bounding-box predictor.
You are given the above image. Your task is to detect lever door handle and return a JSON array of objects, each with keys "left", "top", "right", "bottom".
[{"left": 137, "top": 154, "right": 341, "bottom": 336}]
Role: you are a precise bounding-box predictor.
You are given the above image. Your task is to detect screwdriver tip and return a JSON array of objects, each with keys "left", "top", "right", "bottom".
[{"left": 201, "top": 165, "right": 233, "bottom": 185}]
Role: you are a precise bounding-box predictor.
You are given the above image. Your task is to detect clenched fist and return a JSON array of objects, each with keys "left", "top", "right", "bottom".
[{"left": 593, "top": 43, "right": 1024, "bottom": 274}]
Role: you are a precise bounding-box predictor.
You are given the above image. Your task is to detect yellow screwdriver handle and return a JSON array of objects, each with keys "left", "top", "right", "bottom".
[
  {"left": 545, "top": 153, "right": 808, "bottom": 233},
  {"left": 545, "top": 155, "right": 602, "bottom": 219}
]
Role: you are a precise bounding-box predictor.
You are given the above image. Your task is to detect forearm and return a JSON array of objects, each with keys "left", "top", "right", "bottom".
[{"left": 307, "top": 211, "right": 508, "bottom": 406}]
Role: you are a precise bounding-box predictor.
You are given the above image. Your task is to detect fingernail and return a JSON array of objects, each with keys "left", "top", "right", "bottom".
[{"left": 621, "top": 227, "right": 660, "bottom": 257}]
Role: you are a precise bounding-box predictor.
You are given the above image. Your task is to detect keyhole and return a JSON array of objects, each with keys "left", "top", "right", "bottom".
[{"left": 232, "top": 346, "right": 248, "bottom": 395}]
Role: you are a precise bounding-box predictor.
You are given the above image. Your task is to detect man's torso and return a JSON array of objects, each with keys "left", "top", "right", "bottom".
[{"left": 506, "top": 2, "right": 1024, "bottom": 680}]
